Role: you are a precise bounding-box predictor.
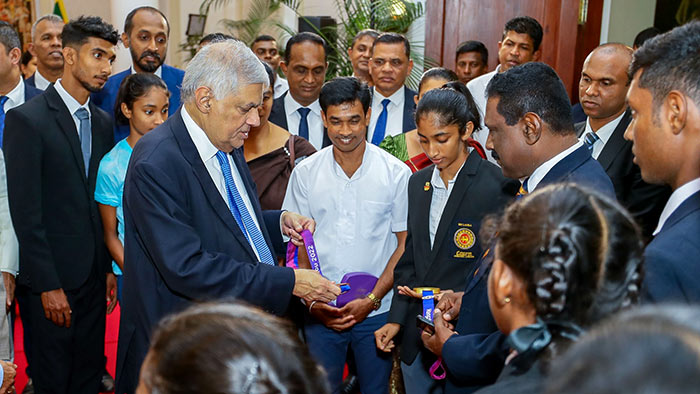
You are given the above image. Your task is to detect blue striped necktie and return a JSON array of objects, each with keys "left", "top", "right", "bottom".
[
  {"left": 584, "top": 132, "right": 600, "bottom": 152},
  {"left": 0, "top": 96, "right": 8, "bottom": 148},
  {"left": 371, "top": 99, "right": 391, "bottom": 145},
  {"left": 215, "top": 151, "right": 275, "bottom": 265}
]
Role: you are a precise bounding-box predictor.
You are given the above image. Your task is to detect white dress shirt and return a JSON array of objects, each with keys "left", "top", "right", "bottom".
[
  {"left": 181, "top": 106, "right": 264, "bottom": 261},
  {"left": 368, "top": 86, "right": 406, "bottom": 142},
  {"left": 0, "top": 152, "right": 18, "bottom": 276},
  {"left": 429, "top": 161, "right": 466, "bottom": 249},
  {"left": 274, "top": 76, "right": 288, "bottom": 99},
  {"left": 282, "top": 143, "right": 410, "bottom": 316},
  {"left": 579, "top": 112, "right": 626, "bottom": 159},
  {"left": 33, "top": 69, "right": 52, "bottom": 90},
  {"left": 284, "top": 93, "right": 324, "bottom": 150},
  {"left": 467, "top": 66, "right": 501, "bottom": 165},
  {"left": 54, "top": 79, "right": 91, "bottom": 137},
  {"left": 527, "top": 141, "right": 584, "bottom": 192},
  {"left": 3, "top": 77, "right": 25, "bottom": 113},
  {"left": 654, "top": 178, "right": 700, "bottom": 236}
]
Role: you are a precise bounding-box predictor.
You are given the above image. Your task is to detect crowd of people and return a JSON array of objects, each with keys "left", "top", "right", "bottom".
[{"left": 0, "top": 5, "right": 695, "bottom": 394}]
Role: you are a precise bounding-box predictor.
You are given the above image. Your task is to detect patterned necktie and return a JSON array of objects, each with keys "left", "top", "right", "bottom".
[
  {"left": 516, "top": 178, "right": 529, "bottom": 199},
  {"left": 297, "top": 107, "right": 311, "bottom": 140},
  {"left": 371, "top": 99, "right": 391, "bottom": 145},
  {"left": 74, "top": 107, "right": 91, "bottom": 176},
  {"left": 215, "top": 151, "right": 275, "bottom": 265},
  {"left": 0, "top": 96, "right": 9, "bottom": 148},
  {"left": 584, "top": 132, "right": 600, "bottom": 152}
]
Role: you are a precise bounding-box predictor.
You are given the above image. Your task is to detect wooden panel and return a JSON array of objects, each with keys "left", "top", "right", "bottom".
[{"left": 425, "top": 0, "right": 446, "bottom": 66}]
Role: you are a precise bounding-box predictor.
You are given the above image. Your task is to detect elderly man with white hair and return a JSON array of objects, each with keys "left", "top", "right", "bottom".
[{"left": 114, "top": 40, "right": 341, "bottom": 394}]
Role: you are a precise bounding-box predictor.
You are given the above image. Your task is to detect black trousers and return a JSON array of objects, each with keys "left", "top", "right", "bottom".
[{"left": 29, "top": 267, "right": 105, "bottom": 394}]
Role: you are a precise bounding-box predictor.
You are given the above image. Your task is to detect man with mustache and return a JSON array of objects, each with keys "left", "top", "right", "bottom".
[
  {"left": 366, "top": 33, "right": 417, "bottom": 146},
  {"left": 4, "top": 16, "right": 119, "bottom": 394},
  {"left": 575, "top": 43, "right": 669, "bottom": 240},
  {"left": 92, "top": 6, "right": 184, "bottom": 142},
  {"left": 347, "top": 29, "right": 378, "bottom": 86},
  {"left": 25, "top": 14, "right": 64, "bottom": 90},
  {"left": 467, "top": 16, "right": 543, "bottom": 164}
]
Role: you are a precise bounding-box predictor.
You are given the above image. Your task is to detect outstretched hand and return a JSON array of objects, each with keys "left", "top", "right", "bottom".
[{"left": 281, "top": 211, "right": 315, "bottom": 247}]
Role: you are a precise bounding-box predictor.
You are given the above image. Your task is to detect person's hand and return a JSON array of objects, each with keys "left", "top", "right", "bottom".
[
  {"left": 338, "top": 297, "right": 374, "bottom": 326},
  {"left": 281, "top": 211, "right": 315, "bottom": 247},
  {"left": 292, "top": 269, "right": 341, "bottom": 303},
  {"left": 435, "top": 291, "right": 463, "bottom": 322},
  {"left": 396, "top": 285, "right": 423, "bottom": 299},
  {"left": 40, "top": 288, "right": 71, "bottom": 327},
  {"left": 1, "top": 273, "right": 15, "bottom": 314},
  {"left": 421, "top": 309, "right": 457, "bottom": 356},
  {"left": 106, "top": 273, "right": 118, "bottom": 314},
  {"left": 309, "top": 302, "right": 355, "bottom": 331},
  {"left": 375, "top": 322, "right": 401, "bottom": 352},
  {"left": 0, "top": 360, "right": 16, "bottom": 394}
]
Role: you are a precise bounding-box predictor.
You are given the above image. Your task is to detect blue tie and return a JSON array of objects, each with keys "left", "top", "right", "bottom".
[
  {"left": 74, "top": 108, "right": 91, "bottom": 176},
  {"left": 0, "top": 96, "right": 9, "bottom": 148},
  {"left": 297, "top": 107, "right": 310, "bottom": 140},
  {"left": 516, "top": 178, "right": 529, "bottom": 200},
  {"left": 584, "top": 132, "right": 600, "bottom": 152},
  {"left": 215, "top": 151, "right": 275, "bottom": 265},
  {"left": 371, "top": 99, "right": 391, "bottom": 145}
]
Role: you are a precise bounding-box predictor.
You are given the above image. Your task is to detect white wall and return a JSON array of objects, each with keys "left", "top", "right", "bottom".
[{"left": 601, "top": 0, "right": 656, "bottom": 46}]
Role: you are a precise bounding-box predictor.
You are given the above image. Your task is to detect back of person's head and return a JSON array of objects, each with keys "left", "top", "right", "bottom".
[
  {"left": 495, "top": 183, "right": 643, "bottom": 355},
  {"left": 0, "top": 21, "right": 21, "bottom": 53},
  {"left": 416, "top": 81, "right": 482, "bottom": 135},
  {"left": 200, "top": 32, "right": 235, "bottom": 47},
  {"left": 21, "top": 50, "right": 33, "bottom": 66},
  {"left": 284, "top": 32, "right": 326, "bottom": 63},
  {"left": 486, "top": 62, "right": 574, "bottom": 134},
  {"left": 262, "top": 62, "right": 275, "bottom": 88},
  {"left": 139, "top": 302, "right": 330, "bottom": 394},
  {"left": 372, "top": 32, "right": 410, "bottom": 58},
  {"left": 545, "top": 305, "right": 700, "bottom": 394},
  {"left": 114, "top": 73, "right": 169, "bottom": 126},
  {"left": 61, "top": 16, "right": 119, "bottom": 49},
  {"left": 455, "top": 40, "right": 488, "bottom": 64},
  {"left": 417, "top": 67, "right": 458, "bottom": 92},
  {"left": 124, "top": 6, "right": 169, "bottom": 36},
  {"left": 319, "top": 76, "right": 370, "bottom": 114},
  {"left": 633, "top": 26, "right": 661, "bottom": 49},
  {"left": 503, "top": 16, "right": 543, "bottom": 52},
  {"left": 351, "top": 29, "right": 379, "bottom": 48},
  {"left": 181, "top": 40, "right": 268, "bottom": 103},
  {"left": 629, "top": 20, "right": 699, "bottom": 109}
]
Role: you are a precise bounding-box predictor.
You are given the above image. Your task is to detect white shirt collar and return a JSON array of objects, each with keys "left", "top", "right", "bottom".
[
  {"left": 527, "top": 141, "right": 584, "bottom": 192},
  {"left": 54, "top": 79, "right": 90, "bottom": 116},
  {"left": 430, "top": 159, "right": 466, "bottom": 190},
  {"left": 581, "top": 111, "right": 626, "bottom": 155},
  {"left": 373, "top": 85, "right": 405, "bottom": 108},
  {"left": 654, "top": 178, "right": 700, "bottom": 235},
  {"left": 181, "top": 105, "right": 218, "bottom": 163},
  {"left": 284, "top": 93, "right": 321, "bottom": 117},
  {"left": 4, "top": 77, "right": 24, "bottom": 108},
  {"left": 331, "top": 141, "right": 372, "bottom": 180},
  {"left": 130, "top": 65, "right": 163, "bottom": 78},
  {"left": 33, "top": 69, "right": 52, "bottom": 90}
]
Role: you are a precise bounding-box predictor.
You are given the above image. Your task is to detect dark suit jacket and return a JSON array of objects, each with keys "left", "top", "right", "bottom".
[
  {"left": 389, "top": 152, "right": 515, "bottom": 364},
  {"left": 401, "top": 86, "right": 418, "bottom": 132},
  {"left": 91, "top": 64, "right": 185, "bottom": 142},
  {"left": 24, "top": 82, "right": 42, "bottom": 102},
  {"left": 4, "top": 85, "right": 113, "bottom": 291},
  {"left": 575, "top": 111, "right": 670, "bottom": 238},
  {"left": 268, "top": 91, "right": 331, "bottom": 148},
  {"left": 643, "top": 190, "right": 700, "bottom": 303},
  {"left": 115, "top": 107, "right": 295, "bottom": 393},
  {"left": 539, "top": 144, "right": 616, "bottom": 199},
  {"left": 24, "top": 74, "right": 37, "bottom": 89}
]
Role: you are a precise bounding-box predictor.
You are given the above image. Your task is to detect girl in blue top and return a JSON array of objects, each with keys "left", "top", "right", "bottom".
[{"left": 95, "top": 73, "right": 170, "bottom": 302}]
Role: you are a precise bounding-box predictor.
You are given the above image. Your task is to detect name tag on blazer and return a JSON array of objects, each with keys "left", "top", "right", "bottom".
[{"left": 450, "top": 220, "right": 481, "bottom": 260}]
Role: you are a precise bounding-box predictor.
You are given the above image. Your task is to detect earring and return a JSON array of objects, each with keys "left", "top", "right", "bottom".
[{"left": 504, "top": 297, "right": 511, "bottom": 304}]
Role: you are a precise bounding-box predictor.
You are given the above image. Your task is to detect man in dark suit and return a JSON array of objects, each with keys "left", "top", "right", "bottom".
[
  {"left": 25, "top": 15, "right": 64, "bottom": 90},
  {"left": 424, "top": 62, "right": 615, "bottom": 393},
  {"left": 115, "top": 40, "right": 340, "bottom": 394},
  {"left": 575, "top": 43, "right": 669, "bottom": 240},
  {"left": 4, "top": 16, "right": 118, "bottom": 394},
  {"left": 269, "top": 32, "right": 330, "bottom": 150},
  {"left": 92, "top": 6, "right": 184, "bottom": 143},
  {"left": 624, "top": 22, "right": 700, "bottom": 303},
  {"left": 367, "top": 33, "right": 417, "bottom": 145}
]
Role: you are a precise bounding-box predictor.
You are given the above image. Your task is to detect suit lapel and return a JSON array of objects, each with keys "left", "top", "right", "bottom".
[
  {"left": 413, "top": 168, "right": 433, "bottom": 269},
  {"left": 660, "top": 190, "right": 700, "bottom": 234},
  {"left": 596, "top": 111, "right": 632, "bottom": 171},
  {"left": 45, "top": 86, "right": 88, "bottom": 184},
  {"left": 539, "top": 145, "right": 589, "bottom": 187},
  {"left": 402, "top": 87, "right": 417, "bottom": 132}
]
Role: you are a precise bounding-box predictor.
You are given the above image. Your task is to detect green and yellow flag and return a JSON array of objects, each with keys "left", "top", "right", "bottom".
[{"left": 53, "top": 0, "right": 68, "bottom": 23}]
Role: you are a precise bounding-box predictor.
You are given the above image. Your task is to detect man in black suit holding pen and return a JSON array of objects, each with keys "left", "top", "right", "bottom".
[
  {"left": 575, "top": 43, "right": 669, "bottom": 239},
  {"left": 4, "top": 16, "right": 118, "bottom": 394}
]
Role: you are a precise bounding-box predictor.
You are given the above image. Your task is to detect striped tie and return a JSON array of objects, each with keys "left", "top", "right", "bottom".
[
  {"left": 215, "top": 151, "right": 275, "bottom": 265},
  {"left": 516, "top": 178, "right": 529, "bottom": 199},
  {"left": 584, "top": 132, "right": 600, "bottom": 152}
]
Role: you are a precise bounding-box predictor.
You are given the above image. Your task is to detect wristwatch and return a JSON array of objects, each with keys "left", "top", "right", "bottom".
[{"left": 366, "top": 293, "right": 381, "bottom": 310}]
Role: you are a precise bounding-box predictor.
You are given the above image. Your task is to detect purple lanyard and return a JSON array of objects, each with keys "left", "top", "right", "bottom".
[{"left": 286, "top": 230, "right": 350, "bottom": 293}]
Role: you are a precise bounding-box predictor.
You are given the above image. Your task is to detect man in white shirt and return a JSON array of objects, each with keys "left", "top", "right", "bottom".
[
  {"left": 251, "top": 34, "right": 289, "bottom": 98},
  {"left": 624, "top": 22, "right": 700, "bottom": 303},
  {"left": 367, "top": 32, "right": 417, "bottom": 145},
  {"left": 269, "top": 32, "right": 329, "bottom": 149},
  {"left": 26, "top": 14, "right": 64, "bottom": 90},
  {"left": 575, "top": 43, "right": 669, "bottom": 239},
  {"left": 283, "top": 77, "right": 410, "bottom": 393},
  {"left": 347, "top": 29, "right": 378, "bottom": 86},
  {"left": 467, "top": 16, "right": 543, "bottom": 164}
]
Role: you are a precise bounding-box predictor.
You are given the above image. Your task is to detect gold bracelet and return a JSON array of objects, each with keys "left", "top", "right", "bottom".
[{"left": 366, "top": 293, "right": 381, "bottom": 310}]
